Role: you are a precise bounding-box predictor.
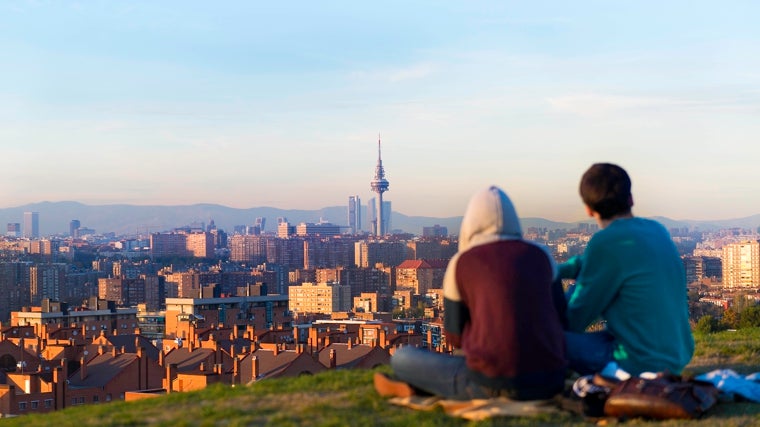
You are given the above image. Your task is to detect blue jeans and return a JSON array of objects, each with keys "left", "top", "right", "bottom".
[
  {"left": 561, "top": 282, "right": 616, "bottom": 375},
  {"left": 390, "top": 346, "right": 493, "bottom": 400},
  {"left": 564, "top": 330, "right": 615, "bottom": 375}
]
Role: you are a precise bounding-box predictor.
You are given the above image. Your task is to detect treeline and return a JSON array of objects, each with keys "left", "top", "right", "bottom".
[{"left": 688, "top": 288, "right": 760, "bottom": 334}]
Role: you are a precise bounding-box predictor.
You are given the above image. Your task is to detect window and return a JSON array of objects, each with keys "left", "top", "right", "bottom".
[
  {"left": 45, "top": 399, "right": 53, "bottom": 408},
  {"left": 31, "top": 401, "right": 39, "bottom": 409},
  {"left": 93, "top": 395, "right": 99, "bottom": 403},
  {"left": 106, "top": 394, "right": 112, "bottom": 402},
  {"left": 71, "top": 397, "right": 78, "bottom": 405},
  {"left": 78, "top": 397, "right": 85, "bottom": 404},
  {"left": 18, "top": 402, "right": 27, "bottom": 411}
]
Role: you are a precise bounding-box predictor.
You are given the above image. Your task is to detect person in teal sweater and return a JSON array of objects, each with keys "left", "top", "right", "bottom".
[{"left": 560, "top": 163, "right": 694, "bottom": 376}]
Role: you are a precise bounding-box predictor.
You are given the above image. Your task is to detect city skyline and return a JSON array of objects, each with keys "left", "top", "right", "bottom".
[{"left": 2, "top": 2, "right": 759, "bottom": 222}]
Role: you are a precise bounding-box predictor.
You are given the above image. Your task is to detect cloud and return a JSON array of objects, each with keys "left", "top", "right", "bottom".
[{"left": 547, "top": 93, "right": 681, "bottom": 117}]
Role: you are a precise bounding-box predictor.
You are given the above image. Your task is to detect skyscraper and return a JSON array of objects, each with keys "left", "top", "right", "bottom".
[
  {"left": 70, "top": 219, "right": 81, "bottom": 238},
  {"left": 367, "top": 198, "right": 391, "bottom": 236},
  {"left": 6, "top": 223, "right": 21, "bottom": 237},
  {"left": 348, "top": 195, "right": 361, "bottom": 234},
  {"left": 23, "top": 211, "right": 39, "bottom": 239},
  {"left": 722, "top": 241, "right": 760, "bottom": 288},
  {"left": 370, "top": 136, "right": 390, "bottom": 236}
]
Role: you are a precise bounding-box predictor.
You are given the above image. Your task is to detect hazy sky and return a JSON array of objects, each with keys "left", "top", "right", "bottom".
[{"left": 1, "top": 1, "right": 759, "bottom": 222}]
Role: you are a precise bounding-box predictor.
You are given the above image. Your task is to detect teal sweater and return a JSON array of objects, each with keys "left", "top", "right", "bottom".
[{"left": 560, "top": 217, "right": 694, "bottom": 375}]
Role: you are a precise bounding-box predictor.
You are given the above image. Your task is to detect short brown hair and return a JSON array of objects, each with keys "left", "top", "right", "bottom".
[{"left": 579, "top": 163, "right": 632, "bottom": 219}]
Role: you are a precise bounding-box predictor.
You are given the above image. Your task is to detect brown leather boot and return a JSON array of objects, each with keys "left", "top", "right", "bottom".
[{"left": 373, "top": 372, "right": 416, "bottom": 398}]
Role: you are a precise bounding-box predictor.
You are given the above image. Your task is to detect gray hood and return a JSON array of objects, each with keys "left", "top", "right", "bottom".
[{"left": 458, "top": 185, "right": 522, "bottom": 252}]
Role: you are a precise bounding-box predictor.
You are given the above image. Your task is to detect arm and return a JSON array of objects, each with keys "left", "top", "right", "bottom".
[
  {"left": 559, "top": 255, "right": 582, "bottom": 280},
  {"left": 566, "top": 240, "right": 622, "bottom": 332},
  {"left": 442, "top": 253, "right": 467, "bottom": 348},
  {"left": 444, "top": 298, "right": 467, "bottom": 348}
]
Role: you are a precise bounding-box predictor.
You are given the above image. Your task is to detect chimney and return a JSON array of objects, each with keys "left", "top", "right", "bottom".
[
  {"left": 233, "top": 357, "right": 240, "bottom": 386},
  {"left": 347, "top": 338, "right": 353, "bottom": 350},
  {"left": 98, "top": 345, "right": 105, "bottom": 356},
  {"left": 159, "top": 350, "right": 165, "bottom": 367},
  {"left": 53, "top": 366, "right": 65, "bottom": 411},
  {"left": 137, "top": 346, "right": 146, "bottom": 390},
  {"left": 188, "top": 339, "right": 194, "bottom": 352},
  {"left": 379, "top": 328, "right": 387, "bottom": 348},
  {"left": 199, "top": 362, "right": 206, "bottom": 372},
  {"left": 81, "top": 325, "right": 87, "bottom": 338},
  {"left": 166, "top": 363, "right": 178, "bottom": 393},
  {"left": 251, "top": 355, "right": 259, "bottom": 382},
  {"left": 273, "top": 345, "right": 279, "bottom": 356},
  {"left": 329, "top": 349, "right": 336, "bottom": 369},
  {"left": 60, "top": 358, "right": 69, "bottom": 380},
  {"left": 112, "top": 346, "right": 118, "bottom": 357},
  {"left": 80, "top": 356, "right": 87, "bottom": 380}
]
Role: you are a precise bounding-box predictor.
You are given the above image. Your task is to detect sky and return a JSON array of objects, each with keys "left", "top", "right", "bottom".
[{"left": 1, "top": 1, "right": 759, "bottom": 223}]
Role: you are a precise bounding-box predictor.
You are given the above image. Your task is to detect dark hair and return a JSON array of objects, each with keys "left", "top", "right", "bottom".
[{"left": 579, "top": 163, "right": 632, "bottom": 219}]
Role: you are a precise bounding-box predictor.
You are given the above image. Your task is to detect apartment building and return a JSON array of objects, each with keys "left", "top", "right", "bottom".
[
  {"left": 288, "top": 282, "right": 352, "bottom": 315},
  {"left": 722, "top": 241, "right": 760, "bottom": 288}
]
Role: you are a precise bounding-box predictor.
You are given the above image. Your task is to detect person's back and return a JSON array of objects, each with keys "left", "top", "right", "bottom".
[
  {"left": 452, "top": 238, "right": 567, "bottom": 397},
  {"left": 565, "top": 217, "right": 693, "bottom": 375},
  {"left": 561, "top": 163, "right": 694, "bottom": 376},
  {"left": 379, "top": 185, "right": 566, "bottom": 401}
]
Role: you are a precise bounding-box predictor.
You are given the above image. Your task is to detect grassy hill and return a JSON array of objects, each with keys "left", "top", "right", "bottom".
[{"left": 4, "top": 329, "right": 760, "bottom": 426}]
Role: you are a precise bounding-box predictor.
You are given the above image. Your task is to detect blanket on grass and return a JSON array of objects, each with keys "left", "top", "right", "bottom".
[{"left": 387, "top": 395, "right": 560, "bottom": 421}]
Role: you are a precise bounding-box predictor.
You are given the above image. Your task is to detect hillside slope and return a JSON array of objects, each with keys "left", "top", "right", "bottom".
[{"left": 4, "top": 329, "right": 760, "bottom": 426}]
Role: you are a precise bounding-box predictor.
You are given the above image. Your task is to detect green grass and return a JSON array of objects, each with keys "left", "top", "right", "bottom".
[
  {"left": 4, "top": 330, "right": 760, "bottom": 426},
  {"left": 689, "top": 328, "right": 760, "bottom": 373}
]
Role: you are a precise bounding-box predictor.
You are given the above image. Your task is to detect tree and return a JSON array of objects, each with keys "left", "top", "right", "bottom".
[
  {"left": 721, "top": 308, "right": 740, "bottom": 330},
  {"left": 739, "top": 305, "right": 760, "bottom": 329},
  {"left": 695, "top": 315, "right": 719, "bottom": 334}
]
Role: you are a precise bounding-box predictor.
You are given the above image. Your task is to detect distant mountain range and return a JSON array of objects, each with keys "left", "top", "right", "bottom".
[{"left": 0, "top": 201, "right": 758, "bottom": 237}]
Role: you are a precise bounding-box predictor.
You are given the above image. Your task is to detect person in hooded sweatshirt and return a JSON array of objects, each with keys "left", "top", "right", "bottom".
[{"left": 375, "top": 185, "right": 567, "bottom": 400}]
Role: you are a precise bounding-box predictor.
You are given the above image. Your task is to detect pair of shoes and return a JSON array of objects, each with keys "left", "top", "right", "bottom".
[{"left": 373, "top": 372, "right": 415, "bottom": 398}]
